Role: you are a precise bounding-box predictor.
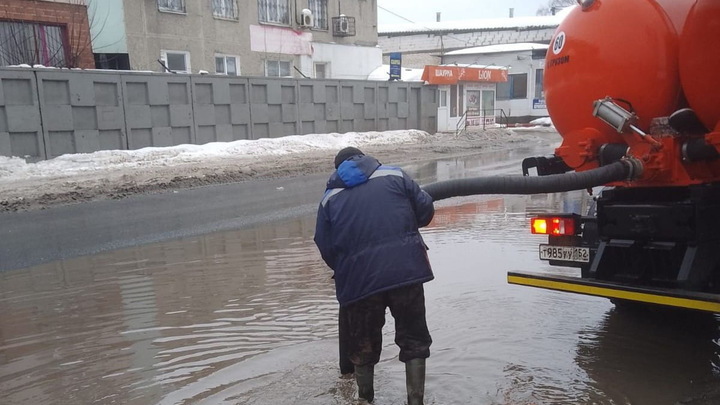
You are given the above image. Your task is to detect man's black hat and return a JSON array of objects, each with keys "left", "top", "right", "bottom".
[{"left": 334, "top": 147, "right": 364, "bottom": 169}]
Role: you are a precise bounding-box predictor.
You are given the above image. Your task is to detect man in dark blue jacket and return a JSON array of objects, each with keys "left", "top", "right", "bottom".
[{"left": 314, "top": 146, "right": 435, "bottom": 405}]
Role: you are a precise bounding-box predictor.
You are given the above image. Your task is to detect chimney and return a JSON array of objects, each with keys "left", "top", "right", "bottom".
[
  {"left": 551, "top": 7, "right": 557, "bottom": 15},
  {"left": 509, "top": 8, "right": 514, "bottom": 18},
  {"left": 436, "top": 12, "right": 441, "bottom": 22}
]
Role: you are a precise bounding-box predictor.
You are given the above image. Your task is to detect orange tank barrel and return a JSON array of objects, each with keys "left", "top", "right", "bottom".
[
  {"left": 679, "top": 0, "right": 720, "bottom": 132},
  {"left": 654, "top": 0, "right": 694, "bottom": 37},
  {"left": 544, "top": 0, "right": 681, "bottom": 171}
]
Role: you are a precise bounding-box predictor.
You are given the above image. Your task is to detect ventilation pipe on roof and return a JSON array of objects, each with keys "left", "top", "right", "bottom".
[
  {"left": 509, "top": 8, "right": 514, "bottom": 18},
  {"left": 436, "top": 12, "right": 441, "bottom": 22}
]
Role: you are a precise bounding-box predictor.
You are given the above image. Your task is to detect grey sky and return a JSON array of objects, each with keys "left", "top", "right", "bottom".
[{"left": 377, "top": 0, "right": 548, "bottom": 26}]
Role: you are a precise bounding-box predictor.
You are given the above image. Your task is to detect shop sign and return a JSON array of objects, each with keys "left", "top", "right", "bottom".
[{"left": 389, "top": 53, "right": 402, "bottom": 81}]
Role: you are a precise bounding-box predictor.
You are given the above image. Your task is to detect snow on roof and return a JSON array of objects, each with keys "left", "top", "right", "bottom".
[
  {"left": 367, "top": 64, "right": 425, "bottom": 82},
  {"left": 445, "top": 42, "right": 549, "bottom": 56},
  {"left": 379, "top": 6, "right": 574, "bottom": 35}
]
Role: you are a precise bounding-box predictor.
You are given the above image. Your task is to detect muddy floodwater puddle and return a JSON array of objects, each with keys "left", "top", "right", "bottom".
[{"left": 2, "top": 148, "right": 719, "bottom": 404}]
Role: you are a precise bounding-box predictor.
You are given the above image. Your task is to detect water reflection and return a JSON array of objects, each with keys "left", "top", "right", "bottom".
[
  {"left": 576, "top": 309, "right": 720, "bottom": 405},
  {"left": 409, "top": 143, "right": 548, "bottom": 186},
  {"left": 0, "top": 216, "right": 338, "bottom": 405}
]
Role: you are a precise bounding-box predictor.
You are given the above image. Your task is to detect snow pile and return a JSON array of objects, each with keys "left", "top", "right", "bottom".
[
  {"left": 529, "top": 117, "right": 553, "bottom": 127},
  {"left": 0, "top": 130, "right": 432, "bottom": 181}
]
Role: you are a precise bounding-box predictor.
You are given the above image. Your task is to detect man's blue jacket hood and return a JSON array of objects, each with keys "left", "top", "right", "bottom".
[
  {"left": 328, "top": 154, "right": 382, "bottom": 189},
  {"left": 314, "top": 154, "right": 435, "bottom": 306}
]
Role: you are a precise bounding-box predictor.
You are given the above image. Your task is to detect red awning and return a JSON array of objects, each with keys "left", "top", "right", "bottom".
[{"left": 421, "top": 65, "right": 508, "bottom": 85}]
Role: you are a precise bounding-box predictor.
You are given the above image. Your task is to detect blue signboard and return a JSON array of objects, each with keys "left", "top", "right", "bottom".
[{"left": 389, "top": 52, "right": 402, "bottom": 81}]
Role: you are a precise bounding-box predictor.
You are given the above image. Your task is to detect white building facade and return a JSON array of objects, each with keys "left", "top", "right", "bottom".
[
  {"left": 442, "top": 43, "right": 550, "bottom": 124},
  {"left": 90, "top": 0, "right": 382, "bottom": 79}
]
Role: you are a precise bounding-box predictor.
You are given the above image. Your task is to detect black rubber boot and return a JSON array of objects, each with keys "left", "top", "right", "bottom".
[
  {"left": 355, "top": 364, "right": 374, "bottom": 402},
  {"left": 405, "top": 358, "right": 426, "bottom": 405},
  {"left": 338, "top": 308, "right": 354, "bottom": 375}
]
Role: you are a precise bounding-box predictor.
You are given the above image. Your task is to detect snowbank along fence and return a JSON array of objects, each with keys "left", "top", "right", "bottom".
[{"left": 0, "top": 68, "right": 438, "bottom": 162}]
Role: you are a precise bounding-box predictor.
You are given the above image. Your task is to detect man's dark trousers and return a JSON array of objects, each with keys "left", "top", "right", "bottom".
[{"left": 343, "top": 283, "right": 432, "bottom": 366}]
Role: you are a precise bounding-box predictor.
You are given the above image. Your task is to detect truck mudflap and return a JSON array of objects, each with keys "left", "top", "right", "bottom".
[{"left": 507, "top": 271, "right": 720, "bottom": 313}]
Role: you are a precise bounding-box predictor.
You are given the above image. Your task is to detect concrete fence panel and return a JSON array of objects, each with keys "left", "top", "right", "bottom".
[
  {"left": 0, "top": 70, "right": 44, "bottom": 161},
  {"left": 297, "top": 82, "right": 316, "bottom": 135},
  {"left": 0, "top": 68, "right": 438, "bottom": 161},
  {"left": 191, "top": 76, "right": 252, "bottom": 143},
  {"left": 37, "top": 70, "right": 127, "bottom": 159},
  {"left": 121, "top": 73, "right": 195, "bottom": 149},
  {"left": 248, "top": 78, "right": 300, "bottom": 139},
  {"left": 357, "top": 83, "right": 377, "bottom": 133},
  {"left": 340, "top": 82, "right": 377, "bottom": 133},
  {"left": 419, "top": 85, "right": 438, "bottom": 134},
  {"left": 320, "top": 80, "right": 342, "bottom": 134}
]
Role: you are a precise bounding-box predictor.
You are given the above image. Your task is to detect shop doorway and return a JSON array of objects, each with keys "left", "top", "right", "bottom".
[
  {"left": 437, "top": 89, "right": 449, "bottom": 131},
  {"left": 482, "top": 89, "right": 496, "bottom": 125}
]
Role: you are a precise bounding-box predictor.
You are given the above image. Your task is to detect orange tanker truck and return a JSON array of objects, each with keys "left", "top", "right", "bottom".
[{"left": 423, "top": 0, "right": 720, "bottom": 313}]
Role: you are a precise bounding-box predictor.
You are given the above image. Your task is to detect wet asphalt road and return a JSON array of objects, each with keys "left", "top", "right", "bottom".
[
  {"left": 0, "top": 173, "right": 327, "bottom": 271},
  {"left": 0, "top": 133, "right": 541, "bottom": 272},
  {"left": 2, "top": 133, "right": 718, "bottom": 405}
]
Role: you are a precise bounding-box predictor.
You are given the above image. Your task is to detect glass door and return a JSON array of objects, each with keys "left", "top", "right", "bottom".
[{"left": 482, "top": 90, "right": 496, "bottom": 125}]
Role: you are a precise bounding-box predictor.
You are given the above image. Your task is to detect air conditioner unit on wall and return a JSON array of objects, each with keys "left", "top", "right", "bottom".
[
  {"left": 301, "top": 9, "right": 314, "bottom": 28},
  {"left": 332, "top": 15, "right": 355, "bottom": 36},
  {"left": 337, "top": 15, "right": 349, "bottom": 33}
]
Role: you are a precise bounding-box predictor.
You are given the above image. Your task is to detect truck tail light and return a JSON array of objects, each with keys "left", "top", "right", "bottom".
[{"left": 531, "top": 216, "right": 577, "bottom": 235}]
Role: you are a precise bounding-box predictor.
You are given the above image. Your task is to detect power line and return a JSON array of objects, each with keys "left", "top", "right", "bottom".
[
  {"left": 377, "top": 5, "right": 474, "bottom": 51},
  {"left": 377, "top": 5, "right": 417, "bottom": 24}
]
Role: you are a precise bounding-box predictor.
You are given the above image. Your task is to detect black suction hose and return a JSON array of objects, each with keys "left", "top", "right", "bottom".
[
  {"left": 423, "top": 159, "right": 640, "bottom": 201},
  {"left": 683, "top": 138, "right": 720, "bottom": 162}
]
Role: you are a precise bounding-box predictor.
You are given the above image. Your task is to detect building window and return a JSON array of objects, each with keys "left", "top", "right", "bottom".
[
  {"left": 258, "top": 0, "right": 290, "bottom": 25},
  {"left": 534, "top": 69, "right": 544, "bottom": 99},
  {"left": 314, "top": 62, "right": 328, "bottom": 78},
  {"left": 160, "top": 50, "right": 190, "bottom": 73},
  {"left": 265, "top": 60, "right": 291, "bottom": 77},
  {"left": 158, "top": 0, "right": 185, "bottom": 13},
  {"left": 0, "top": 21, "right": 67, "bottom": 67},
  {"left": 308, "top": 0, "right": 328, "bottom": 30},
  {"left": 531, "top": 48, "right": 547, "bottom": 60},
  {"left": 497, "top": 73, "right": 528, "bottom": 100},
  {"left": 216, "top": 54, "right": 239, "bottom": 75},
  {"left": 481, "top": 90, "right": 495, "bottom": 116},
  {"left": 212, "top": 0, "right": 238, "bottom": 20},
  {"left": 94, "top": 53, "right": 131, "bottom": 70}
]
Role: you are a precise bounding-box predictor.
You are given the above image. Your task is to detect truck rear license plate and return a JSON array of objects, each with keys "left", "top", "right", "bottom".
[{"left": 539, "top": 245, "right": 590, "bottom": 263}]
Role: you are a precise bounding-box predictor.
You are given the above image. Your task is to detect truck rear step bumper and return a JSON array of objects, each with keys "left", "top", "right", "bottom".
[{"left": 507, "top": 271, "right": 720, "bottom": 313}]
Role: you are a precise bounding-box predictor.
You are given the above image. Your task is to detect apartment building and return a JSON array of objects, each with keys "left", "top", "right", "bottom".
[
  {"left": 91, "top": 0, "right": 381, "bottom": 79},
  {"left": 0, "top": 0, "right": 94, "bottom": 69}
]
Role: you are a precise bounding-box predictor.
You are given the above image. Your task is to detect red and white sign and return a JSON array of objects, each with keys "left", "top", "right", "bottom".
[{"left": 421, "top": 65, "right": 508, "bottom": 85}]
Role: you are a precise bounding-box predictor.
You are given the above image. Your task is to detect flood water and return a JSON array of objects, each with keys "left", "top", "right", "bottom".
[{"left": 2, "top": 135, "right": 719, "bottom": 405}]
